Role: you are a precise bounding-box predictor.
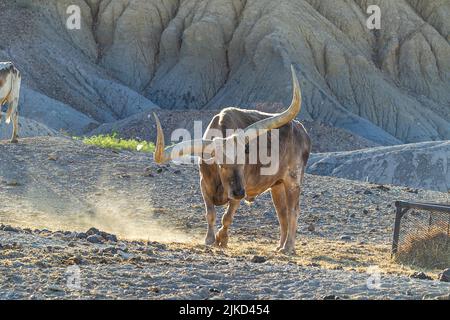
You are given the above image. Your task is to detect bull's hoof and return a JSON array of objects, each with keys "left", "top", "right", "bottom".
[
  {"left": 205, "top": 234, "right": 216, "bottom": 246},
  {"left": 215, "top": 230, "right": 229, "bottom": 248},
  {"left": 277, "top": 246, "right": 296, "bottom": 256}
]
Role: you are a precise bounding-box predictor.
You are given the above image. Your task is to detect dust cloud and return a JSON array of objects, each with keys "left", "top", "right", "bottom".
[{"left": 0, "top": 190, "right": 200, "bottom": 243}]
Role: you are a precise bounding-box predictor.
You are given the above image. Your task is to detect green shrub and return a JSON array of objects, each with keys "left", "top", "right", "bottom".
[{"left": 80, "top": 133, "right": 155, "bottom": 153}]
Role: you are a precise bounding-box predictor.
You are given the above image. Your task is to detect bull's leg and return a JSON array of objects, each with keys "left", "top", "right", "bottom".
[
  {"left": 280, "top": 166, "right": 305, "bottom": 255},
  {"left": 201, "top": 179, "right": 217, "bottom": 246},
  {"left": 11, "top": 110, "right": 19, "bottom": 143},
  {"left": 204, "top": 203, "right": 217, "bottom": 246},
  {"left": 279, "top": 183, "right": 300, "bottom": 254},
  {"left": 270, "top": 183, "right": 288, "bottom": 251},
  {"left": 215, "top": 200, "right": 240, "bottom": 248}
]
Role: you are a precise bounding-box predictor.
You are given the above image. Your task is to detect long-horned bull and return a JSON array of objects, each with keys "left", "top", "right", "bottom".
[
  {"left": 0, "top": 62, "right": 21, "bottom": 143},
  {"left": 153, "top": 66, "right": 311, "bottom": 254}
]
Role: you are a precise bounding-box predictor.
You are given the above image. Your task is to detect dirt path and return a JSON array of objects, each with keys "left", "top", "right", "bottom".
[{"left": 0, "top": 137, "right": 449, "bottom": 299}]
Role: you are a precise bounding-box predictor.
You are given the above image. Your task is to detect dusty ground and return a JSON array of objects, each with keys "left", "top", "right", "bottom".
[{"left": 0, "top": 137, "right": 449, "bottom": 300}]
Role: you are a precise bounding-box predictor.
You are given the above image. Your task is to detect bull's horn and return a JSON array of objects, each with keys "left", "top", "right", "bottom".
[
  {"left": 244, "top": 65, "right": 301, "bottom": 140},
  {"left": 153, "top": 113, "right": 213, "bottom": 164}
]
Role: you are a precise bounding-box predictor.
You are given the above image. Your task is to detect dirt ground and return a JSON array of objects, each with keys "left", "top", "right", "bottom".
[{"left": 0, "top": 137, "right": 449, "bottom": 300}]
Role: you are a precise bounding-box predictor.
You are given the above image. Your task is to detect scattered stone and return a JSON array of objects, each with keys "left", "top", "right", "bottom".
[
  {"left": 86, "top": 234, "right": 104, "bottom": 244},
  {"left": 209, "top": 288, "right": 221, "bottom": 294},
  {"left": 48, "top": 153, "right": 58, "bottom": 161},
  {"left": 250, "top": 255, "right": 267, "bottom": 263},
  {"left": 375, "top": 185, "right": 390, "bottom": 192},
  {"left": 85, "top": 228, "right": 117, "bottom": 242},
  {"left": 86, "top": 227, "right": 101, "bottom": 236},
  {"left": 340, "top": 235, "right": 353, "bottom": 241},
  {"left": 143, "top": 172, "right": 154, "bottom": 178},
  {"left": 76, "top": 232, "right": 87, "bottom": 239},
  {"left": 307, "top": 223, "right": 315, "bottom": 232},
  {"left": 173, "top": 170, "right": 181, "bottom": 175},
  {"left": 406, "top": 188, "right": 419, "bottom": 194},
  {"left": 117, "top": 242, "right": 128, "bottom": 252},
  {"left": 363, "top": 190, "right": 373, "bottom": 195},
  {"left": 117, "top": 250, "right": 133, "bottom": 260},
  {"left": 2, "top": 225, "right": 19, "bottom": 233},
  {"left": 410, "top": 272, "right": 432, "bottom": 281},
  {"left": 48, "top": 285, "right": 65, "bottom": 292},
  {"left": 438, "top": 269, "right": 450, "bottom": 282},
  {"left": 5, "top": 179, "right": 21, "bottom": 187},
  {"left": 104, "top": 234, "right": 118, "bottom": 242},
  {"left": 323, "top": 295, "right": 341, "bottom": 300},
  {"left": 101, "top": 247, "right": 119, "bottom": 255},
  {"left": 149, "top": 287, "right": 160, "bottom": 293},
  {"left": 68, "top": 255, "right": 83, "bottom": 265}
]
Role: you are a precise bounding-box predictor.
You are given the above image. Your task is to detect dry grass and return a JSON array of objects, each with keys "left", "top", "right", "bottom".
[
  {"left": 395, "top": 226, "right": 449, "bottom": 269},
  {"left": 168, "top": 236, "right": 443, "bottom": 278}
]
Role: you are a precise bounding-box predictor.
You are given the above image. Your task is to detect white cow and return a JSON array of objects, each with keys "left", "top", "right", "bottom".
[{"left": 0, "top": 62, "right": 21, "bottom": 143}]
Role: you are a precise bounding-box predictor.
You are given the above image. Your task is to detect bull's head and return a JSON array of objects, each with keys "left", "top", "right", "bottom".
[{"left": 153, "top": 65, "right": 302, "bottom": 200}]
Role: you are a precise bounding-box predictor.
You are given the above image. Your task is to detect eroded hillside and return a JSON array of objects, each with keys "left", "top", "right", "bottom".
[{"left": 1, "top": 0, "right": 449, "bottom": 144}]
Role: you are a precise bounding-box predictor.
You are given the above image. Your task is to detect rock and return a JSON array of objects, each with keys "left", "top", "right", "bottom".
[
  {"left": 250, "top": 255, "right": 267, "bottom": 263},
  {"left": 5, "top": 179, "right": 20, "bottom": 187},
  {"left": 68, "top": 255, "right": 84, "bottom": 265},
  {"left": 2, "top": 225, "right": 19, "bottom": 233},
  {"left": 410, "top": 272, "right": 433, "bottom": 281},
  {"left": 375, "top": 185, "right": 390, "bottom": 192},
  {"left": 339, "top": 235, "right": 353, "bottom": 241},
  {"left": 322, "top": 295, "right": 341, "bottom": 300},
  {"left": 86, "top": 227, "right": 101, "bottom": 236},
  {"left": 104, "top": 234, "right": 118, "bottom": 242},
  {"left": 85, "top": 227, "right": 117, "bottom": 242},
  {"left": 86, "top": 235, "right": 104, "bottom": 244},
  {"left": 438, "top": 269, "right": 450, "bottom": 282},
  {"left": 308, "top": 141, "right": 450, "bottom": 192},
  {"left": 209, "top": 288, "right": 221, "bottom": 294},
  {"left": 76, "top": 232, "right": 87, "bottom": 239},
  {"left": 307, "top": 223, "right": 315, "bottom": 232},
  {"left": 48, "top": 285, "right": 65, "bottom": 292},
  {"left": 117, "top": 250, "right": 133, "bottom": 260},
  {"left": 149, "top": 287, "right": 160, "bottom": 293}
]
